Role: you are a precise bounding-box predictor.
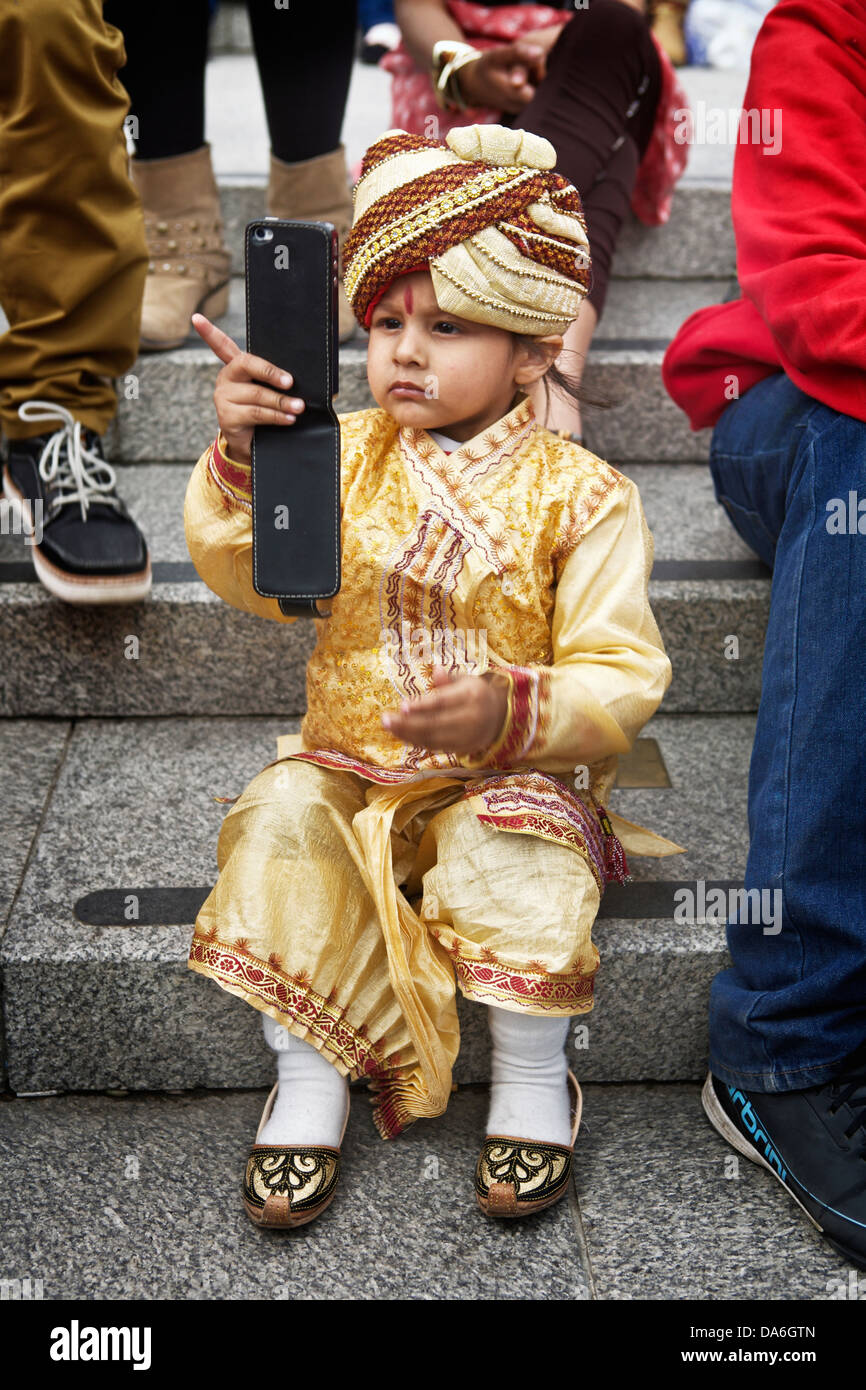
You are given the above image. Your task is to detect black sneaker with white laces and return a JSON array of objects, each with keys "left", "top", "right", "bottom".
[
  {"left": 2, "top": 400, "right": 151, "bottom": 604},
  {"left": 702, "top": 1047, "right": 866, "bottom": 1268}
]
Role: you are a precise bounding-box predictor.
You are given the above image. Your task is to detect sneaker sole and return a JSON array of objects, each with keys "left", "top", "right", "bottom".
[
  {"left": 3, "top": 473, "right": 152, "bottom": 605},
  {"left": 702, "top": 1072, "right": 866, "bottom": 1268},
  {"left": 701, "top": 1071, "right": 827, "bottom": 1233}
]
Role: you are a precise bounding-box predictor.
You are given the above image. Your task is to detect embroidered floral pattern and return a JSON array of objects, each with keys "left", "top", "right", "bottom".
[
  {"left": 469, "top": 768, "right": 607, "bottom": 891},
  {"left": 450, "top": 947, "right": 596, "bottom": 1013},
  {"left": 550, "top": 466, "right": 624, "bottom": 570},
  {"left": 282, "top": 748, "right": 470, "bottom": 784},
  {"left": 189, "top": 933, "right": 389, "bottom": 1079},
  {"left": 244, "top": 1147, "right": 340, "bottom": 1215},
  {"left": 398, "top": 401, "right": 534, "bottom": 573},
  {"left": 475, "top": 1139, "right": 572, "bottom": 1209}
]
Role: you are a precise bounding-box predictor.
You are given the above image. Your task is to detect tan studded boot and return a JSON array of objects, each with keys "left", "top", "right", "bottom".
[
  {"left": 267, "top": 146, "right": 358, "bottom": 342},
  {"left": 650, "top": 0, "right": 688, "bottom": 67},
  {"left": 131, "top": 144, "right": 232, "bottom": 352}
]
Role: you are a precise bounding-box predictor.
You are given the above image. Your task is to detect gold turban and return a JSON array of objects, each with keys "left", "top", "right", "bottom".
[{"left": 343, "top": 124, "right": 592, "bottom": 337}]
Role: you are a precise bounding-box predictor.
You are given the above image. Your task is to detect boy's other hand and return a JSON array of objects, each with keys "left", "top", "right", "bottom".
[
  {"left": 381, "top": 664, "right": 509, "bottom": 755},
  {"left": 192, "top": 313, "right": 305, "bottom": 466}
]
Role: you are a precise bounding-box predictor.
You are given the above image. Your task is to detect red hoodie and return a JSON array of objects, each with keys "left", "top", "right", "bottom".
[{"left": 662, "top": 0, "right": 866, "bottom": 431}]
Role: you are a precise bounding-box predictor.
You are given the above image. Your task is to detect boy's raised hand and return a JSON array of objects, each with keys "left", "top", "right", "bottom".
[
  {"left": 192, "top": 313, "right": 305, "bottom": 466},
  {"left": 382, "top": 666, "right": 509, "bottom": 756}
]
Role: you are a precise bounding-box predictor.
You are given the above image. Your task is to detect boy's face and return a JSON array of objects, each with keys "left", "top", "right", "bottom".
[{"left": 366, "top": 269, "right": 535, "bottom": 443}]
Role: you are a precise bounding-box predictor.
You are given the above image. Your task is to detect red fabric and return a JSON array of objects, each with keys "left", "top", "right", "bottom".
[
  {"left": 662, "top": 0, "right": 866, "bottom": 431},
  {"left": 379, "top": 0, "right": 688, "bottom": 226}
]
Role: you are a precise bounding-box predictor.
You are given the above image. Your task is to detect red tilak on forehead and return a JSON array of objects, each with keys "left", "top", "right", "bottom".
[
  {"left": 363, "top": 264, "right": 428, "bottom": 328},
  {"left": 403, "top": 283, "right": 413, "bottom": 314}
]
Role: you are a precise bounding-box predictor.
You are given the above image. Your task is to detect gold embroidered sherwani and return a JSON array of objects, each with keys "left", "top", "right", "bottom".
[{"left": 184, "top": 397, "right": 684, "bottom": 1137}]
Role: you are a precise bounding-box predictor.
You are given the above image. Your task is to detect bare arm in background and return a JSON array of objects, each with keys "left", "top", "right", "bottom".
[
  {"left": 394, "top": 0, "right": 644, "bottom": 75},
  {"left": 394, "top": 0, "right": 548, "bottom": 110}
]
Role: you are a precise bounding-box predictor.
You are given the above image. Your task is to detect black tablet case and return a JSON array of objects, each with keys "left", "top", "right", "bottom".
[{"left": 246, "top": 219, "right": 341, "bottom": 617}]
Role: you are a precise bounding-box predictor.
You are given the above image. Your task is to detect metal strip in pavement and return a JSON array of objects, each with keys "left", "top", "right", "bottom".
[
  {"left": 0, "top": 558, "right": 771, "bottom": 586},
  {"left": 73, "top": 880, "right": 743, "bottom": 926}
]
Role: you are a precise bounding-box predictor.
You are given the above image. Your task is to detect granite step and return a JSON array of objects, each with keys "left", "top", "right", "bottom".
[
  {"left": 216, "top": 176, "right": 737, "bottom": 281},
  {"left": 0, "top": 709, "right": 753, "bottom": 1094},
  {"left": 107, "top": 276, "right": 734, "bottom": 465},
  {"left": 0, "top": 1079, "right": 851, "bottom": 1300},
  {"left": 0, "top": 461, "right": 769, "bottom": 718},
  {"left": 163, "top": 268, "right": 735, "bottom": 355}
]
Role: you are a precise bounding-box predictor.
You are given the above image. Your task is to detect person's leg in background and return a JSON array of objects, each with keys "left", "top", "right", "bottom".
[
  {"left": 104, "top": 0, "right": 231, "bottom": 351},
  {"left": 112, "top": 0, "right": 360, "bottom": 346},
  {"left": 700, "top": 371, "right": 866, "bottom": 1267},
  {"left": 246, "top": 0, "right": 359, "bottom": 340},
  {"left": 518, "top": 0, "right": 662, "bottom": 438},
  {"left": 0, "top": 0, "right": 151, "bottom": 603},
  {"left": 706, "top": 373, "right": 866, "bottom": 1085}
]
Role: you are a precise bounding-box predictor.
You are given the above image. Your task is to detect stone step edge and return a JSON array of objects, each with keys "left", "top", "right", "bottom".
[{"left": 0, "top": 921, "right": 729, "bottom": 1089}]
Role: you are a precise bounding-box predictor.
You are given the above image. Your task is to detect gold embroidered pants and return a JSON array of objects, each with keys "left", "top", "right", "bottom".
[{"left": 189, "top": 757, "right": 601, "bottom": 1137}]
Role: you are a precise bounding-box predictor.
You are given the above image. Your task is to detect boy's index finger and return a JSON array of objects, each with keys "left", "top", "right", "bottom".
[{"left": 191, "top": 313, "right": 241, "bottom": 365}]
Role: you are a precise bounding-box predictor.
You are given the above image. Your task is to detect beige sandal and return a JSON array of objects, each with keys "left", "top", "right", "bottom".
[
  {"left": 242, "top": 1083, "right": 350, "bottom": 1230},
  {"left": 475, "top": 1070, "right": 582, "bottom": 1219}
]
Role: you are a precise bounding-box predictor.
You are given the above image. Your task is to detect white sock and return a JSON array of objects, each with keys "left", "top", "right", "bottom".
[
  {"left": 485, "top": 1006, "right": 572, "bottom": 1147},
  {"left": 258, "top": 1014, "right": 349, "bottom": 1148}
]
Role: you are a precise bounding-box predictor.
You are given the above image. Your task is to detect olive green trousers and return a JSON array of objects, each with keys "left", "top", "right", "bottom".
[{"left": 0, "top": 0, "right": 147, "bottom": 440}]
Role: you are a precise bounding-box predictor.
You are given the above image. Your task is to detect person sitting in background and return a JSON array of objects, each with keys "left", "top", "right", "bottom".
[
  {"left": 663, "top": 0, "right": 866, "bottom": 1271},
  {"left": 387, "top": 0, "right": 689, "bottom": 441}
]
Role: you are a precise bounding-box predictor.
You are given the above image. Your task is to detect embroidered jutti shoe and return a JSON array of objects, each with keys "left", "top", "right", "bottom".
[
  {"left": 475, "top": 1071, "right": 582, "bottom": 1219},
  {"left": 242, "top": 1084, "right": 349, "bottom": 1230}
]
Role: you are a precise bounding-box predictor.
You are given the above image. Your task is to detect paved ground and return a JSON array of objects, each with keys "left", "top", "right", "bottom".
[{"left": 0, "top": 1082, "right": 854, "bottom": 1301}]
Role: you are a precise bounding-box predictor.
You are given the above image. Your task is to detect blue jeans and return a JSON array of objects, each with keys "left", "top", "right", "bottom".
[{"left": 707, "top": 372, "right": 866, "bottom": 1092}]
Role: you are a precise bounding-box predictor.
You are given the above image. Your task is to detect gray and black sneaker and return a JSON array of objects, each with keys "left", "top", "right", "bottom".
[
  {"left": 2, "top": 400, "right": 151, "bottom": 604},
  {"left": 702, "top": 1047, "right": 866, "bottom": 1268}
]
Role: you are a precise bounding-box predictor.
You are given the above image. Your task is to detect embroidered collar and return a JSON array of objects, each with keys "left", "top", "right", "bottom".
[
  {"left": 399, "top": 395, "right": 536, "bottom": 488},
  {"left": 397, "top": 397, "right": 535, "bottom": 575}
]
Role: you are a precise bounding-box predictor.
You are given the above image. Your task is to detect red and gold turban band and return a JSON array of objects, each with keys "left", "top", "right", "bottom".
[{"left": 343, "top": 124, "right": 592, "bottom": 337}]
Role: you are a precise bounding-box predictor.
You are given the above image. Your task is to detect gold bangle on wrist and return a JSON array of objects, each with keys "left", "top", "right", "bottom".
[{"left": 431, "top": 40, "right": 481, "bottom": 112}]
